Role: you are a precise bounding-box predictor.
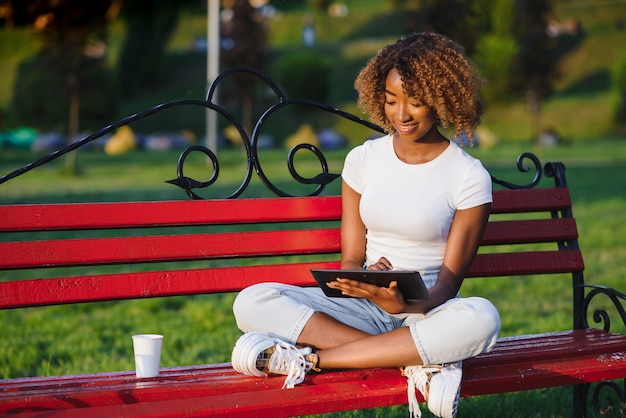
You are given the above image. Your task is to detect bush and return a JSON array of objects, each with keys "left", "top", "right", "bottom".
[
  {"left": 473, "top": 35, "right": 519, "bottom": 103},
  {"left": 273, "top": 50, "right": 332, "bottom": 104},
  {"left": 7, "top": 52, "right": 117, "bottom": 132}
]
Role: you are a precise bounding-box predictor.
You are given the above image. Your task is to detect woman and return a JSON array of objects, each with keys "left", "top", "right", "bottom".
[{"left": 231, "top": 32, "right": 500, "bottom": 418}]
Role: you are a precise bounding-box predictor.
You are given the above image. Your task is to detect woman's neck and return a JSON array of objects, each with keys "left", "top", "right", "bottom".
[{"left": 392, "top": 132, "right": 449, "bottom": 165}]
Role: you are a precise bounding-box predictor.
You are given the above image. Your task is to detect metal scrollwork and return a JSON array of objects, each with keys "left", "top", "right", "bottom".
[
  {"left": 582, "top": 285, "right": 626, "bottom": 332},
  {"left": 164, "top": 66, "right": 384, "bottom": 198},
  {"left": 591, "top": 380, "right": 626, "bottom": 416},
  {"left": 491, "top": 152, "right": 543, "bottom": 189},
  {"left": 165, "top": 145, "right": 220, "bottom": 200}
]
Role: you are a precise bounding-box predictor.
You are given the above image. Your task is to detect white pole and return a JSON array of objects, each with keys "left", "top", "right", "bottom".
[{"left": 206, "top": 0, "right": 220, "bottom": 153}]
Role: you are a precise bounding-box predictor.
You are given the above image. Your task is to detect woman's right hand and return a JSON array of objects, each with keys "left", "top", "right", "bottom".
[{"left": 366, "top": 257, "right": 393, "bottom": 271}]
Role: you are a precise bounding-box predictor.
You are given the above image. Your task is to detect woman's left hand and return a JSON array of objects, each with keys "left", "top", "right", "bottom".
[{"left": 326, "top": 278, "right": 406, "bottom": 314}]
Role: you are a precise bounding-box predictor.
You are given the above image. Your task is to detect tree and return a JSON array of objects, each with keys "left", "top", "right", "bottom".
[
  {"left": 220, "top": 0, "right": 268, "bottom": 135},
  {"left": 117, "top": 1, "right": 195, "bottom": 97},
  {"left": 472, "top": 0, "right": 518, "bottom": 102},
  {"left": 9, "top": 0, "right": 118, "bottom": 173},
  {"left": 401, "top": 0, "right": 488, "bottom": 53},
  {"left": 510, "top": 0, "right": 558, "bottom": 141}
]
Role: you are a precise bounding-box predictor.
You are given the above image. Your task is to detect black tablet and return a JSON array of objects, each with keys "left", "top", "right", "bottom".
[{"left": 310, "top": 269, "right": 429, "bottom": 300}]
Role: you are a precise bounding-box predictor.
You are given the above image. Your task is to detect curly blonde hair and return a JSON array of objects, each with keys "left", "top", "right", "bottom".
[{"left": 354, "top": 32, "right": 485, "bottom": 140}]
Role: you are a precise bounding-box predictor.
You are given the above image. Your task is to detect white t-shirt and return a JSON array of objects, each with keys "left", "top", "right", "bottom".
[{"left": 341, "top": 134, "right": 492, "bottom": 275}]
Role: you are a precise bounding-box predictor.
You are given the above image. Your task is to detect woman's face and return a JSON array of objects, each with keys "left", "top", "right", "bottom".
[{"left": 384, "top": 68, "right": 438, "bottom": 142}]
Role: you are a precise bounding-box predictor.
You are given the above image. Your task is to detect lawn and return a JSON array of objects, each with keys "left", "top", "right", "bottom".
[{"left": 1, "top": 138, "right": 625, "bottom": 417}]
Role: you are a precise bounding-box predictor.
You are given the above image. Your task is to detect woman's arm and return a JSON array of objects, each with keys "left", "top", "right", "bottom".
[
  {"left": 340, "top": 180, "right": 367, "bottom": 270},
  {"left": 404, "top": 202, "right": 491, "bottom": 313}
]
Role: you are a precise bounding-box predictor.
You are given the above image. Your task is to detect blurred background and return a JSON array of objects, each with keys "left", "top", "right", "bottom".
[{"left": 0, "top": 0, "right": 625, "bottom": 156}]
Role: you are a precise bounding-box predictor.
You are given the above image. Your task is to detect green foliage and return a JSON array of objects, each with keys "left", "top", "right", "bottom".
[
  {"left": 612, "top": 54, "right": 626, "bottom": 124},
  {"left": 117, "top": 2, "right": 184, "bottom": 97},
  {"left": 611, "top": 54, "right": 626, "bottom": 95},
  {"left": 8, "top": 51, "right": 117, "bottom": 132},
  {"left": 401, "top": 0, "right": 485, "bottom": 52},
  {"left": 510, "top": 0, "right": 558, "bottom": 100},
  {"left": 274, "top": 50, "right": 332, "bottom": 103},
  {"left": 473, "top": 35, "right": 519, "bottom": 102},
  {"left": 307, "top": 0, "right": 332, "bottom": 13},
  {"left": 490, "top": 0, "right": 515, "bottom": 37}
]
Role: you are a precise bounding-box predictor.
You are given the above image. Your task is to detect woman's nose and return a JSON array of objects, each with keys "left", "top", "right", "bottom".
[{"left": 397, "top": 103, "right": 412, "bottom": 122}]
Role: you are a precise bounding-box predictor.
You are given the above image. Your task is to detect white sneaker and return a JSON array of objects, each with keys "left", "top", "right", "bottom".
[
  {"left": 231, "top": 332, "right": 318, "bottom": 389},
  {"left": 428, "top": 361, "right": 462, "bottom": 418},
  {"left": 402, "top": 361, "right": 462, "bottom": 418}
]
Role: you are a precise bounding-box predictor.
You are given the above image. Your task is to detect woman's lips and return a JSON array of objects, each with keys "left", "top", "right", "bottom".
[{"left": 396, "top": 123, "right": 418, "bottom": 133}]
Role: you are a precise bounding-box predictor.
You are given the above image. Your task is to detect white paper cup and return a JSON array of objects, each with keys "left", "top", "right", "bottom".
[{"left": 132, "top": 334, "right": 163, "bottom": 378}]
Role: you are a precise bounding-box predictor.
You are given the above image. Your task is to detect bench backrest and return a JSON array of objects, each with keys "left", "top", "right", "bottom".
[{"left": 0, "top": 184, "right": 584, "bottom": 318}]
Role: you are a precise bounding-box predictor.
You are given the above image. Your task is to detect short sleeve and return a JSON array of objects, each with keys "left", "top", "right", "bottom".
[
  {"left": 341, "top": 145, "right": 365, "bottom": 194},
  {"left": 456, "top": 159, "right": 493, "bottom": 210}
]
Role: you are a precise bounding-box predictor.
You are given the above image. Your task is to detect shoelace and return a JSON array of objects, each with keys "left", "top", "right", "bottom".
[
  {"left": 269, "top": 341, "right": 308, "bottom": 389},
  {"left": 401, "top": 365, "right": 443, "bottom": 418}
]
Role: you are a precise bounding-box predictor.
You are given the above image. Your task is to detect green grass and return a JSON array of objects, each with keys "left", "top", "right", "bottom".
[{"left": 1, "top": 140, "right": 625, "bottom": 417}]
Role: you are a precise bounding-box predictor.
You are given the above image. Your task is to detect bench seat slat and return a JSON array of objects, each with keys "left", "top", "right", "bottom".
[
  {"left": 0, "top": 262, "right": 340, "bottom": 309},
  {"left": 0, "top": 229, "right": 342, "bottom": 270},
  {"left": 0, "top": 197, "right": 342, "bottom": 232},
  {"left": 2, "top": 330, "right": 625, "bottom": 417}
]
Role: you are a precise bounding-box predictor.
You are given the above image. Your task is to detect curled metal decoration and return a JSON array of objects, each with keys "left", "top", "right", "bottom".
[
  {"left": 287, "top": 143, "right": 340, "bottom": 196},
  {"left": 168, "top": 66, "right": 385, "bottom": 198},
  {"left": 165, "top": 145, "right": 220, "bottom": 200},
  {"left": 491, "top": 152, "right": 543, "bottom": 190},
  {"left": 591, "top": 380, "right": 626, "bottom": 416},
  {"left": 582, "top": 285, "right": 626, "bottom": 332}
]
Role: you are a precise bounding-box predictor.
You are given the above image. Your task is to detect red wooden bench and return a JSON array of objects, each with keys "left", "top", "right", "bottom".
[
  {"left": 1, "top": 160, "right": 626, "bottom": 417},
  {"left": 1, "top": 67, "right": 625, "bottom": 417}
]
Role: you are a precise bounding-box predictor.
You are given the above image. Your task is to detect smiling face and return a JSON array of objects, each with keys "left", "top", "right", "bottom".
[{"left": 383, "top": 67, "right": 439, "bottom": 143}]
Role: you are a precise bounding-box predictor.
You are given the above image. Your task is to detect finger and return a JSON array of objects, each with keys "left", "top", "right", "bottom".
[{"left": 378, "top": 257, "right": 393, "bottom": 270}]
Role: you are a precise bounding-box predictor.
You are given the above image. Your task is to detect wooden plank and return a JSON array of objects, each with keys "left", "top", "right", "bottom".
[
  {"left": 468, "top": 250, "right": 584, "bottom": 277},
  {"left": 2, "top": 330, "right": 625, "bottom": 416},
  {"left": 0, "top": 249, "right": 583, "bottom": 308},
  {"left": 481, "top": 218, "right": 578, "bottom": 245},
  {"left": 0, "top": 250, "right": 584, "bottom": 308},
  {"left": 0, "top": 197, "right": 342, "bottom": 232},
  {"left": 0, "top": 228, "right": 342, "bottom": 270},
  {"left": 0, "top": 188, "right": 571, "bottom": 233},
  {"left": 0, "top": 261, "right": 340, "bottom": 309},
  {"left": 490, "top": 188, "right": 571, "bottom": 214}
]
